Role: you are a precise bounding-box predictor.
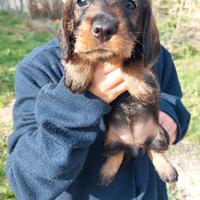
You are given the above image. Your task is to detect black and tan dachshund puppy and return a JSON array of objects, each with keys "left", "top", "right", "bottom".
[{"left": 58, "top": 0, "right": 178, "bottom": 186}]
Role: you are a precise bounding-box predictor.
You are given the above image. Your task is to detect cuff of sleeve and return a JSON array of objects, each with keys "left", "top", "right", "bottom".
[
  {"left": 160, "top": 97, "right": 181, "bottom": 144},
  {"left": 35, "top": 77, "right": 111, "bottom": 129}
]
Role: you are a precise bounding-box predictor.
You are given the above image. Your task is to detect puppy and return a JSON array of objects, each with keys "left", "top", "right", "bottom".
[{"left": 58, "top": 0, "right": 178, "bottom": 186}]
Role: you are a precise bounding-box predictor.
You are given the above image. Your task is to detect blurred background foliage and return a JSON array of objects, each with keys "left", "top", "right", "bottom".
[
  {"left": 153, "top": 0, "right": 200, "bottom": 142},
  {"left": 0, "top": 0, "right": 200, "bottom": 199}
]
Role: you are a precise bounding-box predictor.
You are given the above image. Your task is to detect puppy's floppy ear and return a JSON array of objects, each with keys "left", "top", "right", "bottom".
[
  {"left": 58, "top": 0, "right": 74, "bottom": 62},
  {"left": 143, "top": 3, "right": 160, "bottom": 68}
]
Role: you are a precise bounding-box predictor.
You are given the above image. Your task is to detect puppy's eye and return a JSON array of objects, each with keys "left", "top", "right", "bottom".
[
  {"left": 77, "top": 0, "right": 88, "bottom": 7},
  {"left": 126, "top": 0, "right": 137, "bottom": 10}
]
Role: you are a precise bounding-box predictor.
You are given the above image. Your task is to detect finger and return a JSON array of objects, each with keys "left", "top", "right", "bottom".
[
  {"left": 103, "top": 62, "right": 120, "bottom": 74},
  {"left": 109, "top": 81, "right": 127, "bottom": 100},
  {"left": 161, "top": 120, "right": 177, "bottom": 144},
  {"left": 161, "top": 120, "right": 172, "bottom": 133},
  {"left": 94, "top": 63, "right": 105, "bottom": 76},
  {"left": 162, "top": 116, "right": 176, "bottom": 131},
  {"left": 103, "top": 68, "right": 124, "bottom": 91},
  {"left": 169, "top": 131, "right": 177, "bottom": 145},
  {"left": 159, "top": 111, "right": 166, "bottom": 124},
  {"left": 92, "top": 63, "right": 109, "bottom": 87},
  {"left": 165, "top": 125, "right": 177, "bottom": 144}
]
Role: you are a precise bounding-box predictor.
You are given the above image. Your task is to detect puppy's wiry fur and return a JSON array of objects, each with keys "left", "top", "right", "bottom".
[{"left": 58, "top": 0, "right": 178, "bottom": 185}]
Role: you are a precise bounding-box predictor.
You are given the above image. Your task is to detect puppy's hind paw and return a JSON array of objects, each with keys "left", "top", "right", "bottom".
[
  {"left": 158, "top": 166, "right": 178, "bottom": 183},
  {"left": 97, "top": 173, "right": 115, "bottom": 186}
]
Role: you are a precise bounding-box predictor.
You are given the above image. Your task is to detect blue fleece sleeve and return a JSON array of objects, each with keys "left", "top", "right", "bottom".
[
  {"left": 6, "top": 63, "right": 111, "bottom": 200},
  {"left": 157, "top": 47, "right": 190, "bottom": 144}
]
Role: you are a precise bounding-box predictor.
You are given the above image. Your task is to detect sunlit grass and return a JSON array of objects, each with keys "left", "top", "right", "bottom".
[
  {"left": 175, "top": 57, "right": 200, "bottom": 141},
  {"left": 0, "top": 121, "right": 15, "bottom": 200},
  {"left": 0, "top": 11, "right": 56, "bottom": 108},
  {"left": 0, "top": 10, "right": 56, "bottom": 200}
]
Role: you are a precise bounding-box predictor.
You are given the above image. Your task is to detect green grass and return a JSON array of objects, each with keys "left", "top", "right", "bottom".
[
  {"left": 0, "top": 11, "right": 56, "bottom": 107},
  {"left": 157, "top": 6, "right": 200, "bottom": 141},
  {"left": 167, "top": 184, "right": 185, "bottom": 200},
  {"left": 0, "top": 122, "right": 15, "bottom": 200},
  {"left": 0, "top": 10, "right": 56, "bottom": 200},
  {"left": 175, "top": 57, "right": 200, "bottom": 141}
]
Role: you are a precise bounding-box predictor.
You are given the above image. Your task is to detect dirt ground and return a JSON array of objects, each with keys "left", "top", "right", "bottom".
[
  {"left": 0, "top": 100, "right": 14, "bottom": 124},
  {"left": 167, "top": 141, "right": 200, "bottom": 200},
  {"left": 0, "top": 100, "right": 199, "bottom": 200}
]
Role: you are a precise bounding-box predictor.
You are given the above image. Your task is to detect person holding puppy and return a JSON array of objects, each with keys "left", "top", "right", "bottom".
[
  {"left": 6, "top": 0, "right": 190, "bottom": 200},
  {"left": 6, "top": 38, "right": 190, "bottom": 200}
]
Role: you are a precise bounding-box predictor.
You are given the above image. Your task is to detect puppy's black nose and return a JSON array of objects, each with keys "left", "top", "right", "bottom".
[{"left": 92, "top": 14, "right": 118, "bottom": 42}]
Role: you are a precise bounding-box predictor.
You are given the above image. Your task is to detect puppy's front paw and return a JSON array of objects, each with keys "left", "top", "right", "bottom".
[
  {"left": 64, "top": 76, "right": 92, "bottom": 93},
  {"left": 62, "top": 60, "right": 94, "bottom": 93}
]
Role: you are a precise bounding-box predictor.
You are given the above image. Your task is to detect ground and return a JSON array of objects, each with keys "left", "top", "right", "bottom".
[{"left": 167, "top": 143, "right": 200, "bottom": 200}]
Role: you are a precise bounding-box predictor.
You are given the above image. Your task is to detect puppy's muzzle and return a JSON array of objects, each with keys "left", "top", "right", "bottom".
[{"left": 92, "top": 14, "right": 118, "bottom": 42}]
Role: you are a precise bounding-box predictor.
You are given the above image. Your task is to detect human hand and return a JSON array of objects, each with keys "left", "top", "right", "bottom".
[
  {"left": 159, "top": 111, "right": 178, "bottom": 145},
  {"left": 89, "top": 63, "right": 127, "bottom": 104}
]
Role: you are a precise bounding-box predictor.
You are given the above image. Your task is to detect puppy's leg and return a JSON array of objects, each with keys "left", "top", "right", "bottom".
[
  {"left": 121, "top": 62, "right": 160, "bottom": 104},
  {"left": 148, "top": 150, "right": 178, "bottom": 183},
  {"left": 149, "top": 124, "right": 170, "bottom": 151},
  {"left": 62, "top": 59, "right": 94, "bottom": 93},
  {"left": 148, "top": 123, "right": 178, "bottom": 183},
  {"left": 98, "top": 127, "right": 125, "bottom": 186},
  {"left": 98, "top": 151, "right": 124, "bottom": 186}
]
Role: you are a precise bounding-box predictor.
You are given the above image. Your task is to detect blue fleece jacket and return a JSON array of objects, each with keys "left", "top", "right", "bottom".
[{"left": 6, "top": 39, "right": 190, "bottom": 200}]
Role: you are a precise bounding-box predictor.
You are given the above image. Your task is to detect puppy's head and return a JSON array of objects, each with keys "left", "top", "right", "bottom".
[{"left": 59, "top": 0, "right": 160, "bottom": 65}]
